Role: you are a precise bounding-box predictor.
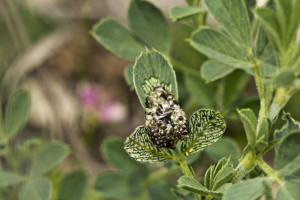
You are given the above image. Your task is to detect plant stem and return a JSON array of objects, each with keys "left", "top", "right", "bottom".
[
  {"left": 178, "top": 160, "right": 201, "bottom": 200},
  {"left": 251, "top": 59, "right": 267, "bottom": 131},
  {"left": 175, "top": 147, "right": 201, "bottom": 200},
  {"left": 256, "top": 158, "right": 283, "bottom": 185},
  {"left": 178, "top": 156, "right": 194, "bottom": 177},
  {"left": 231, "top": 149, "right": 256, "bottom": 183}
]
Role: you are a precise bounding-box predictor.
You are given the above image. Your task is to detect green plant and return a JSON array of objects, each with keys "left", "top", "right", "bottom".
[
  {"left": 92, "top": 0, "right": 300, "bottom": 199},
  {"left": 0, "top": 90, "right": 71, "bottom": 200}
]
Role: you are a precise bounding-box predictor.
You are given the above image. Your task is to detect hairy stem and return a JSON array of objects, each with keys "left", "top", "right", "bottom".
[
  {"left": 252, "top": 59, "right": 267, "bottom": 132},
  {"left": 231, "top": 149, "right": 256, "bottom": 183},
  {"left": 175, "top": 147, "right": 201, "bottom": 200},
  {"left": 178, "top": 160, "right": 201, "bottom": 200},
  {"left": 256, "top": 158, "right": 283, "bottom": 185},
  {"left": 178, "top": 156, "right": 194, "bottom": 177}
]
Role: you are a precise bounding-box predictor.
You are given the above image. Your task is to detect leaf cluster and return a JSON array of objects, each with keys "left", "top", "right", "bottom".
[
  {"left": 91, "top": 0, "right": 300, "bottom": 199},
  {"left": 0, "top": 90, "right": 71, "bottom": 200}
]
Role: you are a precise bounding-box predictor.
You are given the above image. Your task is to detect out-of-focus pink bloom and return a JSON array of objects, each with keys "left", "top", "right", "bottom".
[
  {"left": 78, "top": 83, "right": 100, "bottom": 108},
  {"left": 78, "top": 82, "right": 127, "bottom": 123},
  {"left": 98, "top": 101, "right": 127, "bottom": 123}
]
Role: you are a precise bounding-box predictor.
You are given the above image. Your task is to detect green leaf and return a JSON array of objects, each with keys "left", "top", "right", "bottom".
[
  {"left": 255, "top": 27, "right": 278, "bottom": 78},
  {"left": 204, "top": 157, "right": 234, "bottom": 191},
  {"left": 256, "top": 117, "right": 270, "bottom": 151},
  {"left": 201, "top": 60, "right": 235, "bottom": 82},
  {"left": 205, "top": 137, "right": 241, "bottom": 165},
  {"left": 101, "top": 138, "right": 148, "bottom": 176},
  {"left": 133, "top": 49, "right": 178, "bottom": 109},
  {"left": 94, "top": 172, "right": 143, "bottom": 198},
  {"left": 255, "top": 27, "right": 277, "bottom": 65},
  {"left": 204, "top": 164, "right": 215, "bottom": 190},
  {"left": 30, "top": 142, "right": 70, "bottom": 176},
  {"left": 182, "top": 109, "right": 226, "bottom": 156},
  {"left": 223, "top": 177, "right": 272, "bottom": 200},
  {"left": 273, "top": 68, "right": 296, "bottom": 87},
  {"left": 254, "top": 7, "right": 281, "bottom": 50},
  {"left": 5, "top": 89, "right": 31, "bottom": 138},
  {"left": 263, "top": 180, "right": 273, "bottom": 200},
  {"left": 178, "top": 176, "right": 210, "bottom": 195},
  {"left": 276, "top": 180, "right": 300, "bottom": 200},
  {"left": 184, "top": 73, "right": 216, "bottom": 108},
  {"left": 0, "top": 171, "right": 23, "bottom": 187},
  {"left": 148, "top": 181, "right": 175, "bottom": 200},
  {"left": 212, "top": 163, "right": 234, "bottom": 191},
  {"left": 128, "top": 0, "right": 170, "bottom": 53},
  {"left": 190, "top": 28, "right": 251, "bottom": 71},
  {"left": 226, "top": 95, "right": 260, "bottom": 121},
  {"left": 275, "top": 0, "right": 300, "bottom": 49},
  {"left": 275, "top": 132, "right": 300, "bottom": 175},
  {"left": 204, "top": 0, "right": 252, "bottom": 49},
  {"left": 124, "top": 64, "right": 134, "bottom": 89},
  {"left": 92, "top": 18, "right": 145, "bottom": 61},
  {"left": 171, "top": 23, "right": 207, "bottom": 70},
  {"left": 261, "top": 63, "right": 277, "bottom": 77},
  {"left": 223, "top": 70, "right": 250, "bottom": 109},
  {"left": 169, "top": 6, "right": 204, "bottom": 21},
  {"left": 278, "top": 155, "right": 300, "bottom": 177},
  {"left": 171, "top": 189, "right": 196, "bottom": 200},
  {"left": 215, "top": 183, "right": 232, "bottom": 194},
  {"left": 237, "top": 108, "right": 257, "bottom": 147},
  {"left": 274, "top": 112, "right": 300, "bottom": 140},
  {"left": 58, "top": 171, "right": 87, "bottom": 200},
  {"left": 124, "top": 126, "right": 173, "bottom": 163},
  {"left": 245, "top": 0, "right": 256, "bottom": 23},
  {"left": 19, "top": 178, "right": 52, "bottom": 200},
  {"left": 286, "top": 1, "right": 300, "bottom": 48},
  {"left": 178, "top": 176, "right": 221, "bottom": 197}
]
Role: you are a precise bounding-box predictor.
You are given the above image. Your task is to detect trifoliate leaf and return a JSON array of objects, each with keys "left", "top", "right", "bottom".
[
  {"left": 124, "top": 126, "right": 174, "bottom": 163},
  {"left": 178, "top": 176, "right": 222, "bottom": 198},
  {"left": 204, "top": 157, "right": 234, "bottom": 191},
  {"left": 182, "top": 109, "right": 226, "bottom": 156}
]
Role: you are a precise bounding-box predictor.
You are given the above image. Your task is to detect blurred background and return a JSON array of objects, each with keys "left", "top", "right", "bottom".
[
  {"left": 0, "top": 0, "right": 190, "bottom": 181},
  {"left": 1, "top": 0, "right": 300, "bottom": 199}
]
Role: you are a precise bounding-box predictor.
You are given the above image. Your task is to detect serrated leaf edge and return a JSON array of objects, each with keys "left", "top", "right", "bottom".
[{"left": 182, "top": 109, "right": 226, "bottom": 155}]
